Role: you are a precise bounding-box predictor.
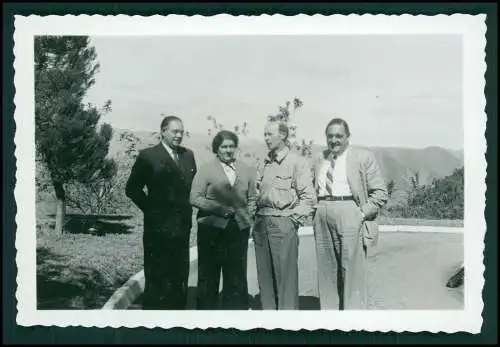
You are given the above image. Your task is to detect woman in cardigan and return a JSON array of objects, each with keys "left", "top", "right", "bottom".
[{"left": 190, "top": 130, "right": 257, "bottom": 310}]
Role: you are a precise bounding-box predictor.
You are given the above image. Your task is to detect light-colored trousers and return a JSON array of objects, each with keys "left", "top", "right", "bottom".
[
  {"left": 253, "top": 215, "right": 299, "bottom": 310},
  {"left": 313, "top": 200, "right": 368, "bottom": 310}
]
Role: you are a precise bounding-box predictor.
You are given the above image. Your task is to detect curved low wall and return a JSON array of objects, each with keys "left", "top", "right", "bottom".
[
  {"left": 101, "top": 245, "right": 200, "bottom": 310},
  {"left": 102, "top": 225, "right": 464, "bottom": 309}
]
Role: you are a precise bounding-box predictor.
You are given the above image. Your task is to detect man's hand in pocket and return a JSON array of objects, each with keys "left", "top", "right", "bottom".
[{"left": 290, "top": 214, "right": 306, "bottom": 228}]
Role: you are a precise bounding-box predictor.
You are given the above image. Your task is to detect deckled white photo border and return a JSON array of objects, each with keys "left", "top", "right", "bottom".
[{"left": 13, "top": 14, "right": 487, "bottom": 333}]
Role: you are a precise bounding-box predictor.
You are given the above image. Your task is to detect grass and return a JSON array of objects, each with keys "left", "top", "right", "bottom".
[
  {"left": 36, "top": 199, "right": 464, "bottom": 310},
  {"left": 36, "top": 201, "right": 200, "bottom": 309},
  {"left": 36, "top": 211, "right": 144, "bottom": 309}
]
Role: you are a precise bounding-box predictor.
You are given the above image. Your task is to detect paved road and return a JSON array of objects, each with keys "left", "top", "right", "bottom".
[{"left": 130, "top": 232, "right": 464, "bottom": 310}]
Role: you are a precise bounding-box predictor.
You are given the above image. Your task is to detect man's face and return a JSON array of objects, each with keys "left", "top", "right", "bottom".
[
  {"left": 264, "top": 122, "right": 284, "bottom": 152},
  {"left": 326, "top": 123, "right": 350, "bottom": 156},
  {"left": 161, "top": 120, "right": 184, "bottom": 148}
]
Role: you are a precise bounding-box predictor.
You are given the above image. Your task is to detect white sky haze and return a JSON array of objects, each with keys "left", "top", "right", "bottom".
[{"left": 86, "top": 35, "right": 463, "bottom": 150}]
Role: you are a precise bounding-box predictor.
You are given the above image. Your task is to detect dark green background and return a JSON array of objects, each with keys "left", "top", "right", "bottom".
[{"left": 3, "top": 2, "right": 497, "bottom": 344}]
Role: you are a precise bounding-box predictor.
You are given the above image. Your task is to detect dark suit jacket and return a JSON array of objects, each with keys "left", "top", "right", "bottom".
[
  {"left": 311, "top": 146, "right": 388, "bottom": 248},
  {"left": 126, "top": 143, "right": 197, "bottom": 234},
  {"left": 190, "top": 158, "right": 257, "bottom": 230}
]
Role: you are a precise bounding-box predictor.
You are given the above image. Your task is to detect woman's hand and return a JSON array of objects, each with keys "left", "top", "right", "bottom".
[{"left": 223, "top": 207, "right": 235, "bottom": 218}]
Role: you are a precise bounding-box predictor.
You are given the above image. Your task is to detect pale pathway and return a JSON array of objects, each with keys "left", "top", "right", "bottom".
[{"left": 129, "top": 232, "right": 464, "bottom": 310}]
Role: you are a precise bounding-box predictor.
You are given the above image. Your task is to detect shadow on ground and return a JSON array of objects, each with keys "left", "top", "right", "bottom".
[
  {"left": 248, "top": 294, "right": 320, "bottom": 310},
  {"left": 130, "top": 287, "right": 320, "bottom": 310},
  {"left": 37, "top": 247, "right": 115, "bottom": 309},
  {"left": 46, "top": 214, "right": 134, "bottom": 235}
]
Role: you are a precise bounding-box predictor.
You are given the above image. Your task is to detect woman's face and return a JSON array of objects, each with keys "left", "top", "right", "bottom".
[{"left": 217, "top": 139, "right": 237, "bottom": 163}]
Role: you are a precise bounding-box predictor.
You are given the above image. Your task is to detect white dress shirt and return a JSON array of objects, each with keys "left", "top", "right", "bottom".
[
  {"left": 220, "top": 161, "right": 237, "bottom": 186},
  {"left": 317, "top": 147, "right": 352, "bottom": 197}
]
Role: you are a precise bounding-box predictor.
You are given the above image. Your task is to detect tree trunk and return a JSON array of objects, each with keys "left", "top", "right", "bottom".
[{"left": 53, "top": 180, "right": 66, "bottom": 234}]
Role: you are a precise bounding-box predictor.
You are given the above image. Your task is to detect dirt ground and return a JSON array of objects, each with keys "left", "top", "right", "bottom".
[{"left": 131, "top": 231, "right": 463, "bottom": 310}]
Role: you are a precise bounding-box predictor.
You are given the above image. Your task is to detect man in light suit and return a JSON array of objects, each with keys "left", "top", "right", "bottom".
[
  {"left": 126, "top": 116, "right": 197, "bottom": 310},
  {"left": 311, "top": 118, "right": 388, "bottom": 310}
]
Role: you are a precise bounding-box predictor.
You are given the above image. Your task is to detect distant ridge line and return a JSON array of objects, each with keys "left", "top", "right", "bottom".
[{"left": 111, "top": 127, "right": 464, "bottom": 153}]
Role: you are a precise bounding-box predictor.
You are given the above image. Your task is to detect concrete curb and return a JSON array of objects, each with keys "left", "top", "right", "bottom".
[
  {"left": 102, "top": 245, "right": 200, "bottom": 310},
  {"left": 379, "top": 225, "right": 463, "bottom": 233},
  {"left": 101, "top": 224, "right": 464, "bottom": 309},
  {"left": 298, "top": 225, "right": 464, "bottom": 236},
  {"left": 102, "top": 270, "right": 145, "bottom": 310}
]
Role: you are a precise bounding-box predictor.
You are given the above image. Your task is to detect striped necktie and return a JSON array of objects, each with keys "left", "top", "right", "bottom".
[
  {"left": 172, "top": 150, "right": 180, "bottom": 165},
  {"left": 325, "top": 155, "right": 337, "bottom": 196}
]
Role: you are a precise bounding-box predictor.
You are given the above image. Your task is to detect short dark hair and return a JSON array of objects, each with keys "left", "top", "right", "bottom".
[
  {"left": 212, "top": 130, "right": 239, "bottom": 154},
  {"left": 160, "top": 115, "right": 183, "bottom": 130},
  {"left": 325, "top": 118, "right": 351, "bottom": 137}
]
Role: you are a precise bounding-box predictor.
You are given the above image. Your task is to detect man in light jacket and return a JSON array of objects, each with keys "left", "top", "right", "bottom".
[
  {"left": 253, "top": 121, "right": 316, "bottom": 310},
  {"left": 311, "top": 117, "right": 388, "bottom": 310}
]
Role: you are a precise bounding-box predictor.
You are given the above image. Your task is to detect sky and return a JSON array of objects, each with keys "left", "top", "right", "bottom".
[{"left": 85, "top": 35, "right": 463, "bottom": 150}]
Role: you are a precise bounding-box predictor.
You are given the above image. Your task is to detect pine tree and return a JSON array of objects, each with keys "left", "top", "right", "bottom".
[{"left": 35, "top": 36, "right": 115, "bottom": 234}]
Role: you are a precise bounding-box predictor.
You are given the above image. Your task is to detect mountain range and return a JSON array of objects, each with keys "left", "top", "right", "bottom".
[{"left": 109, "top": 128, "right": 464, "bottom": 206}]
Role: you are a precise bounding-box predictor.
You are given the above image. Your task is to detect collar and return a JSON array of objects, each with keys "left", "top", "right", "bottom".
[
  {"left": 219, "top": 159, "right": 236, "bottom": 170},
  {"left": 161, "top": 141, "right": 178, "bottom": 156},
  {"left": 328, "top": 146, "right": 349, "bottom": 161},
  {"left": 265, "top": 146, "right": 290, "bottom": 164}
]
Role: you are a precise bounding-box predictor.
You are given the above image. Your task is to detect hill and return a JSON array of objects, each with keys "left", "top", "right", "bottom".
[
  {"left": 368, "top": 146, "right": 463, "bottom": 205},
  {"left": 106, "top": 128, "right": 463, "bottom": 206},
  {"left": 36, "top": 127, "right": 464, "bottom": 215}
]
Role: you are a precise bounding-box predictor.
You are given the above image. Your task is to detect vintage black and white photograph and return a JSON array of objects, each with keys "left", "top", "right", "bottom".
[{"left": 14, "top": 14, "right": 486, "bottom": 332}]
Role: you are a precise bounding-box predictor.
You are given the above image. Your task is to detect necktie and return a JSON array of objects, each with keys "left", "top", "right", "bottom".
[
  {"left": 325, "top": 155, "right": 336, "bottom": 196},
  {"left": 172, "top": 151, "right": 179, "bottom": 165}
]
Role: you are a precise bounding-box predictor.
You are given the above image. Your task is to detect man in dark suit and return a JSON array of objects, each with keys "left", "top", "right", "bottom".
[{"left": 126, "top": 115, "right": 197, "bottom": 310}]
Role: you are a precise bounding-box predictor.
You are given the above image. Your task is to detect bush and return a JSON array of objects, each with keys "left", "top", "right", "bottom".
[{"left": 389, "top": 167, "right": 464, "bottom": 220}]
